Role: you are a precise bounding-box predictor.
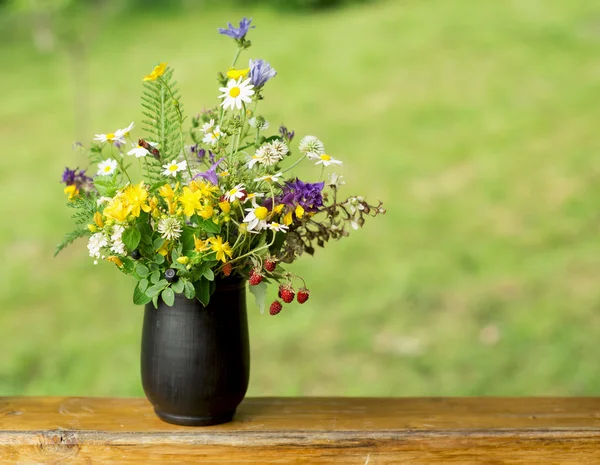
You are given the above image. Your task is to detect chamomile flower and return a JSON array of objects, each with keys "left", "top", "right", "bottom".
[
  {"left": 313, "top": 154, "right": 342, "bottom": 167},
  {"left": 269, "top": 140, "right": 289, "bottom": 157},
  {"left": 97, "top": 158, "right": 118, "bottom": 176},
  {"left": 157, "top": 217, "right": 182, "bottom": 241},
  {"left": 224, "top": 183, "right": 246, "bottom": 202},
  {"left": 218, "top": 77, "right": 255, "bottom": 111},
  {"left": 202, "top": 126, "right": 225, "bottom": 146},
  {"left": 201, "top": 119, "right": 215, "bottom": 133},
  {"left": 115, "top": 122, "right": 135, "bottom": 139},
  {"left": 127, "top": 143, "right": 150, "bottom": 158},
  {"left": 254, "top": 173, "right": 283, "bottom": 184},
  {"left": 298, "top": 135, "right": 325, "bottom": 156},
  {"left": 244, "top": 192, "right": 265, "bottom": 204},
  {"left": 162, "top": 159, "right": 187, "bottom": 177},
  {"left": 268, "top": 222, "right": 289, "bottom": 233},
  {"left": 243, "top": 205, "right": 269, "bottom": 232},
  {"left": 94, "top": 131, "right": 126, "bottom": 146}
]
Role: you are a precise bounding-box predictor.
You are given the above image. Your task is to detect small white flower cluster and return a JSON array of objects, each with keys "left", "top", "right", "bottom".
[
  {"left": 201, "top": 119, "right": 226, "bottom": 146},
  {"left": 248, "top": 140, "right": 288, "bottom": 169},
  {"left": 87, "top": 232, "right": 108, "bottom": 265},
  {"left": 110, "top": 225, "right": 126, "bottom": 255}
]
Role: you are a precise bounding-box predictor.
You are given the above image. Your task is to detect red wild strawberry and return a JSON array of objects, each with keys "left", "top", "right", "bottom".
[
  {"left": 222, "top": 262, "right": 232, "bottom": 277},
  {"left": 248, "top": 268, "right": 263, "bottom": 286},
  {"left": 279, "top": 285, "right": 295, "bottom": 304},
  {"left": 269, "top": 300, "right": 283, "bottom": 315},
  {"left": 264, "top": 258, "right": 277, "bottom": 273},
  {"left": 297, "top": 288, "right": 310, "bottom": 304}
]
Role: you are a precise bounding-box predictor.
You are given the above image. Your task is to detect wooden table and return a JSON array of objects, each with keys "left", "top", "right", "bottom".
[{"left": 1, "top": 397, "right": 600, "bottom": 463}]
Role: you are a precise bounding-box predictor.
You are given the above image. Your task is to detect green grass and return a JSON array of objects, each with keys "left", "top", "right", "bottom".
[{"left": 2, "top": 0, "right": 600, "bottom": 396}]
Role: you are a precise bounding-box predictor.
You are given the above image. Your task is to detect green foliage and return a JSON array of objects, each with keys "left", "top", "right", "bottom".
[{"left": 141, "top": 67, "right": 184, "bottom": 169}]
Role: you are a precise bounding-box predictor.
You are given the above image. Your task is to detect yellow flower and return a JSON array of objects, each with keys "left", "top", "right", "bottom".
[
  {"left": 177, "top": 256, "right": 189, "bottom": 265},
  {"left": 208, "top": 236, "right": 233, "bottom": 263},
  {"left": 158, "top": 183, "right": 176, "bottom": 199},
  {"left": 87, "top": 224, "right": 97, "bottom": 233},
  {"left": 226, "top": 68, "right": 250, "bottom": 80},
  {"left": 106, "top": 256, "right": 123, "bottom": 267},
  {"left": 157, "top": 241, "right": 170, "bottom": 256},
  {"left": 219, "top": 201, "right": 231, "bottom": 214},
  {"left": 197, "top": 181, "right": 220, "bottom": 198},
  {"left": 198, "top": 204, "right": 214, "bottom": 220},
  {"left": 295, "top": 204, "right": 305, "bottom": 219},
  {"left": 143, "top": 196, "right": 159, "bottom": 215},
  {"left": 93, "top": 211, "right": 104, "bottom": 228},
  {"left": 283, "top": 210, "right": 293, "bottom": 226},
  {"left": 103, "top": 196, "right": 132, "bottom": 223},
  {"left": 64, "top": 185, "right": 79, "bottom": 200},
  {"left": 194, "top": 236, "right": 210, "bottom": 252},
  {"left": 178, "top": 187, "right": 202, "bottom": 217},
  {"left": 123, "top": 182, "right": 148, "bottom": 218},
  {"left": 273, "top": 204, "right": 285, "bottom": 214},
  {"left": 143, "top": 62, "right": 167, "bottom": 81}
]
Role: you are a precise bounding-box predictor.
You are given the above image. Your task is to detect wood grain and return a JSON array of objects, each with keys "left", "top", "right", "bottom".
[{"left": 1, "top": 397, "right": 600, "bottom": 463}]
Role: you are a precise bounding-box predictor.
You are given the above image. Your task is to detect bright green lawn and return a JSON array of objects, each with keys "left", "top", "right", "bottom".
[{"left": 2, "top": 0, "right": 600, "bottom": 396}]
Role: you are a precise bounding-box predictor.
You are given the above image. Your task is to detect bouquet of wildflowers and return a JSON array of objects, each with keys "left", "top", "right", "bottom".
[{"left": 58, "top": 18, "right": 385, "bottom": 314}]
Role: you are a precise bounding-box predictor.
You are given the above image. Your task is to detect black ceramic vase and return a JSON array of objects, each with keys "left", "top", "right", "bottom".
[{"left": 141, "top": 277, "right": 249, "bottom": 426}]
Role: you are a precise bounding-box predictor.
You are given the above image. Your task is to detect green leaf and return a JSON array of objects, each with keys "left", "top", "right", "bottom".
[
  {"left": 138, "top": 223, "right": 153, "bottom": 243},
  {"left": 198, "top": 219, "right": 221, "bottom": 234},
  {"left": 146, "top": 280, "right": 167, "bottom": 298},
  {"left": 150, "top": 270, "right": 160, "bottom": 284},
  {"left": 152, "top": 294, "right": 159, "bottom": 309},
  {"left": 183, "top": 280, "right": 195, "bottom": 299},
  {"left": 171, "top": 279, "right": 184, "bottom": 294},
  {"left": 122, "top": 227, "right": 141, "bottom": 251},
  {"left": 153, "top": 237, "right": 165, "bottom": 250},
  {"left": 161, "top": 288, "right": 175, "bottom": 307},
  {"left": 135, "top": 264, "right": 150, "bottom": 278},
  {"left": 139, "top": 278, "right": 149, "bottom": 293},
  {"left": 249, "top": 281, "right": 267, "bottom": 314},
  {"left": 154, "top": 253, "right": 165, "bottom": 264},
  {"left": 93, "top": 177, "right": 118, "bottom": 197},
  {"left": 194, "top": 278, "right": 211, "bottom": 306},
  {"left": 133, "top": 282, "right": 152, "bottom": 305},
  {"left": 203, "top": 268, "right": 215, "bottom": 281},
  {"left": 181, "top": 228, "right": 196, "bottom": 254},
  {"left": 121, "top": 257, "right": 134, "bottom": 274}
]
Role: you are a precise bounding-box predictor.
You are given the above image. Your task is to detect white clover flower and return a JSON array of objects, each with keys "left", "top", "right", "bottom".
[
  {"left": 97, "top": 158, "right": 118, "bottom": 176},
  {"left": 157, "top": 217, "right": 182, "bottom": 241},
  {"left": 327, "top": 172, "right": 345, "bottom": 189},
  {"left": 162, "top": 159, "right": 187, "bottom": 177},
  {"left": 313, "top": 153, "right": 342, "bottom": 167},
  {"left": 110, "top": 225, "right": 126, "bottom": 255},
  {"left": 269, "top": 140, "right": 289, "bottom": 157},
  {"left": 298, "top": 135, "right": 325, "bottom": 156},
  {"left": 88, "top": 232, "right": 108, "bottom": 263},
  {"left": 218, "top": 77, "right": 255, "bottom": 111},
  {"left": 248, "top": 117, "right": 269, "bottom": 130}
]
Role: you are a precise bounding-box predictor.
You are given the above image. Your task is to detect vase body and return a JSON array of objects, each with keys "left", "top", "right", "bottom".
[{"left": 141, "top": 277, "right": 249, "bottom": 426}]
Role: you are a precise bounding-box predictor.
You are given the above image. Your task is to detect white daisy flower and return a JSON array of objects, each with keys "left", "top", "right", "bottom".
[
  {"left": 224, "top": 183, "right": 246, "bottom": 202},
  {"left": 244, "top": 192, "right": 265, "bottom": 204},
  {"left": 254, "top": 173, "right": 283, "bottom": 184},
  {"left": 218, "top": 77, "right": 255, "bottom": 111},
  {"left": 298, "top": 135, "right": 325, "bottom": 156},
  {"left": 247, "top": 154, "right": 262, "bottom": 169},
  {"left": 314, "top": 154, "right": 342, "bottom": 167},
  {"left": 202, "top": 126, "right": 225, "bottom": 146},
  {"left": 327, "top": 172, "right": 345, "bottom": 189},
  {"left": 97, "top": 158, "right": 118, "bottom": 176},
  {"left": 127, "top": 143, "right": 150, "bottom": 158},
  {"left": 243, "top": 205, "right": 269, "bottom": 232},
  {"left": 88, "top": 232, "right": 108, "bottom": 263},
  {"left": 162, "top": 159, "right": 187, "bottom": 177},
  {"left": 94, "top": 132, "right": 126, "bottom": 146},
  {"left": 269, "top": 140, "right": 289, "bottom": 157},
  {"left": 248, "top": 117, "right": 269, "bottom": 130},
  {"left": 268, "top": 222, "right": 289, "bottom": 233},
  {"left": 115, "top": 121, "right": 135, "bottom": 139},
  {"left": 110, "top": 225, "right": 126, "bottom": 255},
  {"left": 157, "top": 217, "right": 183, "bottom": 241},
  {"left": 201, "top": 119, "right": 215, "bottom": 133}
]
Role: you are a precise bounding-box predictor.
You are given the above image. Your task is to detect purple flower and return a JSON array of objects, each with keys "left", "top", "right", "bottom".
[
  {"left": 62, "top": 167, "right": 77, "bottom": 185},
  {"left": 249, "top": 59, "right": 277, "bottom": 89},
  {"left": 279, "top": 125, "right": 295, "bottom": 142},
  {"left": 264, "top": 178, "right": 324, "bottom": 214},
  {"left": 61, "top": 167, "right": 92, "bottom": 187},
  {"left": 193, "top": 157, "right": 225, "bottom": 185},
  {"left": 218, "top": 17, "right": 255, "bottom": 41}
]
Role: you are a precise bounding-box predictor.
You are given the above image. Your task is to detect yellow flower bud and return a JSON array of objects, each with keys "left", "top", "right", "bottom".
[
  {"left": 177, "top": 256, "right": 189, "bottom": 265},
  {"left": 219, "top": 201, "right": 231, "bottom": 214},
  {"left": 87, "top": 224, "right": 97, "bottom": 233},
  {"left": 107, "top": 256, "right": 123, "bottom": 267},
  {"left": 94, "top": 211, "right": 104, "bottom": 228}
]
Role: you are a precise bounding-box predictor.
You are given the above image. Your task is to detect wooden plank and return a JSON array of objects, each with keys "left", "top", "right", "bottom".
[{"left": 1, "top": 397, "right": 600, "bottom": 463}]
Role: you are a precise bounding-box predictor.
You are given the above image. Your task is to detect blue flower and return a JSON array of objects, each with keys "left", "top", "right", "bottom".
[
  {"left": 249, "top": 59, "right": 277, "bottom": 89},
  {"left": 193, "top": 157, "right": 225, "bottom": 186},
  {"left": 218, "top": 17, "right": 255, "bottom": 41}
]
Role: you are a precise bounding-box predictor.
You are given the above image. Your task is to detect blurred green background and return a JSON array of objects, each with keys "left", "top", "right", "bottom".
[{"left": 2, "top": 0, "right": 600, "bottom": 397}]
